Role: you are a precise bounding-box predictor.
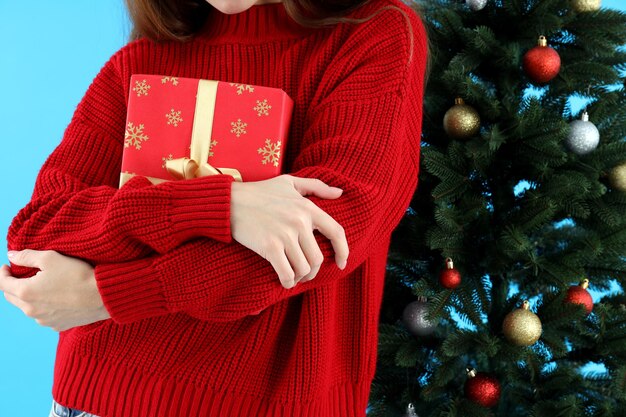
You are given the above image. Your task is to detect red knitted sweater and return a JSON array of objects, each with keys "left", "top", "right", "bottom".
[{"left": 7, "top": 1, "right": 427, "bottom": 416}]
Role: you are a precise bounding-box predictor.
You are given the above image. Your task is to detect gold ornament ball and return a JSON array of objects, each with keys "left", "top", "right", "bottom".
[
  {"left": 609, "top": 162, "right": 626, "bottom": 192},
  {"left": 502, "top": 300, "right": 542, "bottom": 346},
  {"left": 571, "top": 0, "right": 601, "bottom": 12},
  {"left": 443, "top": 98, "right": 481, "bottom": 139}
]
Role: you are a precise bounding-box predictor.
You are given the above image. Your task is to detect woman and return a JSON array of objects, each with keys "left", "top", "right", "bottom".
[{"left": 2, "top": 0, "right": 429, "bottom": 415}]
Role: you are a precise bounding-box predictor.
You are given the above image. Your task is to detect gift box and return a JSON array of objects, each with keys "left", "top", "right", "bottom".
[{"left": 119, "top": 74, "right": 294, "bottom": 188}]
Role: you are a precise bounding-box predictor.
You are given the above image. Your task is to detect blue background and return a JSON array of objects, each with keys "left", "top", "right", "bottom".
[{"left": 0, "top": 0, "right": 624, "bottom": 414}]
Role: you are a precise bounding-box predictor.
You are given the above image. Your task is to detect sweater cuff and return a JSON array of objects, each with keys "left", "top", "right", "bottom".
[
  {"left": 166, "top": 174, "right": 236, "bottom": 245},
  {"left": 94, "top": 258, "right": 169, "bottom": 324}
]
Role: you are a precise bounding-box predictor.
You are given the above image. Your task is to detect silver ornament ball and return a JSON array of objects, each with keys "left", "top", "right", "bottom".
[
  {"left": 566, "top": 112, "right": 599, "bottom": 155},
  {"left": 466, "top": 0, "right": 488, "bottom": 11},
  {"left": 405, "top": 403, "right": 419, "bottom": 417},
  {"left": 402, "top": 297, "right": 438, "bottom": 336}
]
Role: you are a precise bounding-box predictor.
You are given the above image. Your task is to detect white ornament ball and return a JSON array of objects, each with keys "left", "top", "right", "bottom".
[
  {"left": 466, "top": 0, "right": 488, "bottom": 11},
  {"left": 566, "top": 111, "right": 599, "bottom": 155},
  {"left": 402, "top": 297, "right": 438, "bottom": 336},
  {"left": 405, "top": 403, "right": 419, "bottom": 417}
]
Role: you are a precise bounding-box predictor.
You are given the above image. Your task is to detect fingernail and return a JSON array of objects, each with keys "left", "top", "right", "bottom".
[
  {"left": 339, "top": 259, "right": 347, "bottom": 270},
  {"left": 331, "top": 187, "right": 343, "bottom": 192},
  {"left": 7, "top": 251, "right": 16, "bottom": 259}
]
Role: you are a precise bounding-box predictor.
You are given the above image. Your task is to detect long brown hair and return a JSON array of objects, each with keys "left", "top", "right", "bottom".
[
  {"left": 126, "top": 0, "right": 419, "bottom": 41},
  {"left": 124, "top": 0, "right": 431, "bottom": 81}
]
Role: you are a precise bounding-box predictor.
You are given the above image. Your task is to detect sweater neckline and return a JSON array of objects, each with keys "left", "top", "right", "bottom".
[{"left": 198, "top": 3, "right": 318, "bottom": 41}]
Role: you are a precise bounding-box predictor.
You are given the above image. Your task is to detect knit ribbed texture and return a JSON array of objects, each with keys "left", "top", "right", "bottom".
[
  {"left": 6, "top": 123, "right": 235, "bottom": 278},
  {"left": 8, "top": 1, "right": 428, "bottom": 416}
]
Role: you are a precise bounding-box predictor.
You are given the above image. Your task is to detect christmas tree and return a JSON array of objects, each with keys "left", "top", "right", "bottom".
[{"left": 370, "top": 0, "right": 626, "bottom": 415}]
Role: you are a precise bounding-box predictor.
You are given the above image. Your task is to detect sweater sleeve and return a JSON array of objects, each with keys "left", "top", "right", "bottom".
[
  {"left": 6, "top": 48, "right": 236, "bottom": 279},
  {"left": 92, "top": 10, "right": 429, "bottom": 324}
]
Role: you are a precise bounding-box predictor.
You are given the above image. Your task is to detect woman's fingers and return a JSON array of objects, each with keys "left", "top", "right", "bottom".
[
  {"left": 298, "top": 231, "right": 324, "bottom": 283},
  {"left": 0, "top": 264, "right": 24, "bottom": 298},
  {"left": 0, "top": 264, "right": 37, "bottom": 317},
  {"left": 291, "top": 176, "right": 343, "bottom": 199},
  {"left": 284, "top": 236, "right": 312, "bottom": 285},
  {"left": 265, "top": 243, "right": 296, "bottom": 289},
  {"left": 310, "top": 207, "right": 349, "bottom": 270},
  {"left": 289, "top": 176, "right": 349, "bottom": 270},
  {"left": 230, "top": 175, "right": 349, "bottom": 290},
  {"left": 7, "top": 249, "right": 49, "bottom": 269},
  {"left": 3, "top": 287, "right": 28, "bottom": 312}
]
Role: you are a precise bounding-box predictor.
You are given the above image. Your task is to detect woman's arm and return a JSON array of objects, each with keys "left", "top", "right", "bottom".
[
  {"left": 6, "top": 49, "right": 237, "bottom": 278},
  {"left": 91, "top": 10, "right": 429, "bottom": 324}
]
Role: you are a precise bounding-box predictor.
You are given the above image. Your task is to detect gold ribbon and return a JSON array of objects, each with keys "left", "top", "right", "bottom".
[{"left": 165, "top": 79, "right": 242, "bottom": 182}]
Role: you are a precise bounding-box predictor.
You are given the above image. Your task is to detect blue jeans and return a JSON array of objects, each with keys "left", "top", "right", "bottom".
[{"left": 49, "top": 399, "right": 100, "bottom": 417}]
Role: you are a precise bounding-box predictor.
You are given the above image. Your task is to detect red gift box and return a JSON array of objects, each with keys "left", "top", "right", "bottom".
[{"left": 119, "top": 74, "right": 294, "bottom": 187}]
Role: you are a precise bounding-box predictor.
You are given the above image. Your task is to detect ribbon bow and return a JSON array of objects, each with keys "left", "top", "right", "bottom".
[
  {"left": 165, "top": 157, "right": 242, "bottom": 182},
  {"left": 166, "top": 79, "right": 242, "bottom": 182}
]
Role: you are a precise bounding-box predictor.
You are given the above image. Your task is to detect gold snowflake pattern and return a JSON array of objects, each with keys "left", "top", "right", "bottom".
[
  {"left": 125, "top": 122, "right": 149, "bottom": 150},
  {"left": 258, "top": 139, "right": 281, "bottom": 167},
  {"left": 207, "top": 139, "right": 219, "bottom": 157},
  {"left": 133, "top": 79, "right": 151, "bottom": 97},
  {"left": 161, "top": 154, "right": 174, "bottom": 169},
  {"left": 166, "top": 109, "right": 183, "bottom": 127},
  {"left": 253, "top": 99, "right": 272, "bottom": 117},
  {"left": 161, "top": 77, "right": 179, "bottom": 86},
  {"left": 230, "top": 119, "right": 248, "bottom": 137},
  {"left": 229, "top": 83, "right": 254, "bottom": 95}
]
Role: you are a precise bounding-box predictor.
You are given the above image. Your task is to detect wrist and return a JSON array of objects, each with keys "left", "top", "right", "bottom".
[{"left": 230, "top": 181, "right": 246, "bottom": 240}]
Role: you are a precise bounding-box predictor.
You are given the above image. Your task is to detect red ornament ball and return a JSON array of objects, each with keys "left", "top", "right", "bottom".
[
  {"left": 523, "top": 35, "right": 561, "bottom": 84},
  {"left": 564, "top": 279, "right": 594, "bottom": 315},
  {"left": 464, "top": 368, "right": 501, "bottom": 408},
  {"left": 439, "top": 257, "right": 461, "bottom": 289}
]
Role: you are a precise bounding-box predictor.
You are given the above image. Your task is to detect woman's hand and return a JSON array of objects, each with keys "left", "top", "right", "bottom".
[
  {"left": 0, "top": 250, "right": 110, "bottom": 332},
  {"left": 230, "top": 174, "right": 349, "bottom": 289}
]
